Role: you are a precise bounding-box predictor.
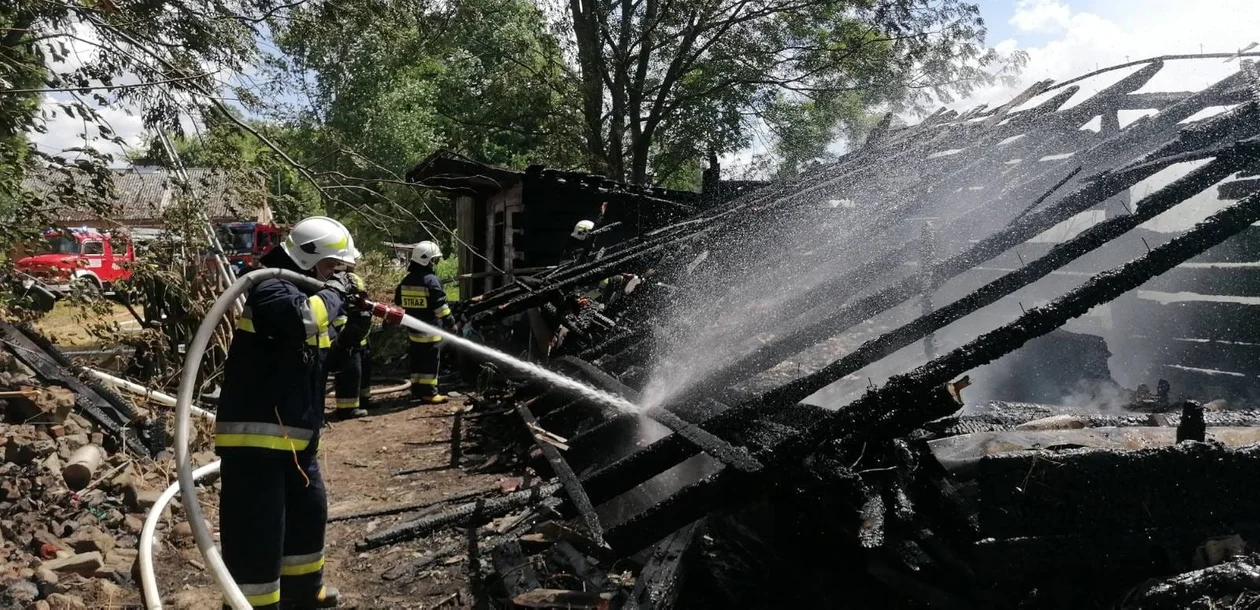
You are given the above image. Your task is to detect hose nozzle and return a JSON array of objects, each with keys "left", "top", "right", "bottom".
[{"left": 353, "top": 293, "right": 404, "bottom": 325}]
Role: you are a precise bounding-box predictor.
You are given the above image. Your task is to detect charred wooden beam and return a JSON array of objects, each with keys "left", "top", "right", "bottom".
[
  {"left": 382, "top": 533, "right": 512, "bottom": 582},
  {"left": 464, "top": 214, "right": 727, "bottom": 321},
  {"left": 329, "top": 486, "right": 498, "bottom": 522},
  {"left": 553, "top": 356, "right": 762, "bottom": 474},
  {"left": 516, "top": 403, "right": 608, "bottom": 548},
  {"left": 667, "top": 94, "right": 1260, "bottom": 405},
  {"left": 357, "top": 482, "right": 562, "bottom": 551},
  {"left": 0, "top": 323, "right": 152, "bottom": 456},
  {"left": 491, "top": 539, "right": 541, "bottom": 600},
  {"left": 621, "top": 522, "right": 700, "bottom": 610},
  {"left": 857, "top": 493, "right": 886, "bottom": 549},
  {"left": 549, "top": 540, "right": 614, "bottom": 592},
  {"left": 1176, "top": 401, "right": 1206, "bottom": 443},
  {"left": 1127, "top": 555, "right": 1260, "bottom": 609},
  {"left": 512, "top": 589, "right": 613, "bottom": 608},
  {"left": 760, "top": 139, "right": 1260, "bottom": 409},
  {"left": 602, "top": 187, "right": 1260, "bottom": 551}
]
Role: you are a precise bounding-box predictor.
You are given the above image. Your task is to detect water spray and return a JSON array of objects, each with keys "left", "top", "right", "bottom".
[
  {"left": 348, "top": 292, "right": 639, "bottom": 413},
  {"left": 166, "top": 268, "right": 636, "bottom": 609}
]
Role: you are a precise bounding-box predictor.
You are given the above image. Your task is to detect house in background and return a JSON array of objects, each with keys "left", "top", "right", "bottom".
[
  {"left": 19, "top": 166, "right": 269, "bottom": 231},
  {"left": 406, "top": 149, "right": 767, "bottom": 299}
]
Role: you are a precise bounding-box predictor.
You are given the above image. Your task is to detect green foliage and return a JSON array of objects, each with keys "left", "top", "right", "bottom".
[
  {"left": 564, "top": 0, "right": 1026, "bottom": 182},
  {"left": 435, "top": 256, "right": 460, "bottom": 302},
  {"left": 353, "top": 250, "right": 406, "bottom": 303},
  {"left": 261, "top": 0, "right": 585, "bottom": 251}
]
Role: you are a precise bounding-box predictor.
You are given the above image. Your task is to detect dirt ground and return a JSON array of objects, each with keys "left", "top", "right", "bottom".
[{"left": 153, "top": 389, "right": 506, "bottom": 610}]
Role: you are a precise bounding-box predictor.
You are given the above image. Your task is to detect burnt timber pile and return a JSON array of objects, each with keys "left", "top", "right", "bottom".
[{"left": 390, "top": 55, "right": 1260, "bottom": 609}]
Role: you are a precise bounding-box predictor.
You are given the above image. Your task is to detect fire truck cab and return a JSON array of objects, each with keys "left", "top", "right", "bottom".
[
  {"left": 218, "top": 222, "right": 283, "bottom": 273},
  {"left": 15, "top": 227, "right": 135, "bottom": 295}
]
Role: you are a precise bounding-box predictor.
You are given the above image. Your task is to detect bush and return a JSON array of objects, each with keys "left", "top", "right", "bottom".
[
  {"left": 435, "top": 256, "right": 460, "bottom": 301},
  {"left": 354, "top": 250, "right": 406, "bottom": 303}
]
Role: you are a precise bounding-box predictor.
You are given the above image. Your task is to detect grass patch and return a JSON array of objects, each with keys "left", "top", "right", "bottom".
[{"left": 32, "top": 300, "right": 132, "bottom": 347}]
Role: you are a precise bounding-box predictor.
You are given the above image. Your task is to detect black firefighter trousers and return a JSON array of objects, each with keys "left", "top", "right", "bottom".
[
  {"left": 333, "top": 344, "right": 372, "bottom": 412},
  {"left": 408, "top": 339, "right": 441, "bottom": 397},
  {"left": 219, "top": 445, "right": 327, "bottom": 609}
]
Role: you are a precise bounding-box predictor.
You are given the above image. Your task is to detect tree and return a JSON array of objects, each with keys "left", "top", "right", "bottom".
[
  {"left": 271, "top": 0, "right": 584, "bottom": 171},
  {"left": 0, "top": 0, "right": 314, "bottom": 385},
  {"left": 264, "top": 0, "right": 588, "bottom": 250},
  {"left": 558, "top": 0, "right": 1025, "bottom": 183}
]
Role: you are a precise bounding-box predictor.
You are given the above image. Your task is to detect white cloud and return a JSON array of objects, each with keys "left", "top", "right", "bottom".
[
  {"left": 25, "top": 21, "right": 245, "bottom": 167},
  {"left": 1010, "top": 0, "right": 1072, "bottom": 33},
  {"left": 28, "top": 95, "right": 147, "bottom": 163},
  {"left": 951, "top": 0, "right": 1258, "bottom": 115},
  {"left": 734, "top": 0, "right": 1258, "bottom": 180}
]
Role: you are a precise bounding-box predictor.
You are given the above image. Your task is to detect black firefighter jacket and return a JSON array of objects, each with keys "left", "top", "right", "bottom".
[{"left": 215, "top": 267, "right": 348, "bottom": 455}]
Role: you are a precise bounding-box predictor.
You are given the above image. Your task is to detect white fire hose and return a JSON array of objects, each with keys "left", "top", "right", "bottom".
[
  {"left": 157, "top": 267, "right": 632, "bottom": 609},
  {"left": 139, "top": 460, "right": 221, "bottom": 610}
]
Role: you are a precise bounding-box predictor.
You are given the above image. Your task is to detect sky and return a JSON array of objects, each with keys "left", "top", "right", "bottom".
[{"left": 24, "top": 0, "right": 1260, "bottom": 172}]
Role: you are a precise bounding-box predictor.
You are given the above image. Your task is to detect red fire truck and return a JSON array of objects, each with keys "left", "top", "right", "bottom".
[
  {"left": 218, "top": 222, "right": 284, "bottom": 273},
  {"left": 15, "top": 227, "right": 135, "bottom": 296}
]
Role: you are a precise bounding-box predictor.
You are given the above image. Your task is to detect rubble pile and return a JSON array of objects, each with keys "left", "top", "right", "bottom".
[{"left": 0, "top": 333, "right": 214, "bottom": 610}]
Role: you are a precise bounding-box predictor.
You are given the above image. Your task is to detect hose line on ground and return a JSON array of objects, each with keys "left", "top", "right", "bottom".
[{"left": 140, "top": 460, "right": 222, "bottom": 610}]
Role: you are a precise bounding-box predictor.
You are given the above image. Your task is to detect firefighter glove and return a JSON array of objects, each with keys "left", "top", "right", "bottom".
[{"left": 324, "top": 272, "right": 358, "bottom": 297}]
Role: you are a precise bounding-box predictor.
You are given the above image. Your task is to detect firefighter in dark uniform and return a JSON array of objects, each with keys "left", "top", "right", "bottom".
[
  {"left": 215, "top": 216, "right": 369, "bottom": 609},
  {"left": 562, "top": 202, "right": 607, "bottom": 264},
  {"left": 331, "top": 270, "right": 372, "bottom": 419},
  {"left": 395, "top": 241, "right": 453, "bottom": 404}
]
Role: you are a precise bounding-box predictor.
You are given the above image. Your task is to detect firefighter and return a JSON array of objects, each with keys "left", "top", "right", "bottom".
[
  {"left": 396, "top": 241, "right": 453, "bottom": 404},
  {"left": 215, "top": 216, "right": 370, "bottom": 609},
  {"left": 331, "top": 270, "right": 372, "bottom": 419},
  {"left": 562, "top": 203, "right": 608, "bottom": 263},
  {"left": 584, "top": 272, "right": 643, "bottom": 308}
]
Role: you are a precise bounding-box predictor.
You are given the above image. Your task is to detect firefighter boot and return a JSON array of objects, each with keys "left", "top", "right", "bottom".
[
  {"left": 410, "top": 385, "right": 448, "bottom": 404},
  {"left": 280, "top": 585, "right": 340, "bottom": 609},
  {"left": 333, "top": 407, "right": 368, "bottom": 420}
]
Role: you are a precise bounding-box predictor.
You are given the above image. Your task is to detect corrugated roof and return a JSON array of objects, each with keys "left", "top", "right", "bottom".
[{"left": 20, "top": 167, "right": 263, "bottom": 224}]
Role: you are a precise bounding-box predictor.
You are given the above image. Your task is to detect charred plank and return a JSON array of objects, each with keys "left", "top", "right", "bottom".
[{"left": 516, "top": 402, "right": 607, "bottom": 547}]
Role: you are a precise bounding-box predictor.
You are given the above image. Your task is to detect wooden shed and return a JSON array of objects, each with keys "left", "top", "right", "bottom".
[{"left": 406, "top": 150, "right": 759, "bottom": 300}]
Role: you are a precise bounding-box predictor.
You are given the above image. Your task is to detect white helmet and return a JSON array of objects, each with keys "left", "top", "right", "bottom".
[
  {"left": 411, "top": 240, "right": 442, "bottom": 266},
  {"left": 572, "top": 220, "right": 595, "bottom": 240},
  {"left": 280, "top": 216, "right": 359, "bottom": 270}
]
